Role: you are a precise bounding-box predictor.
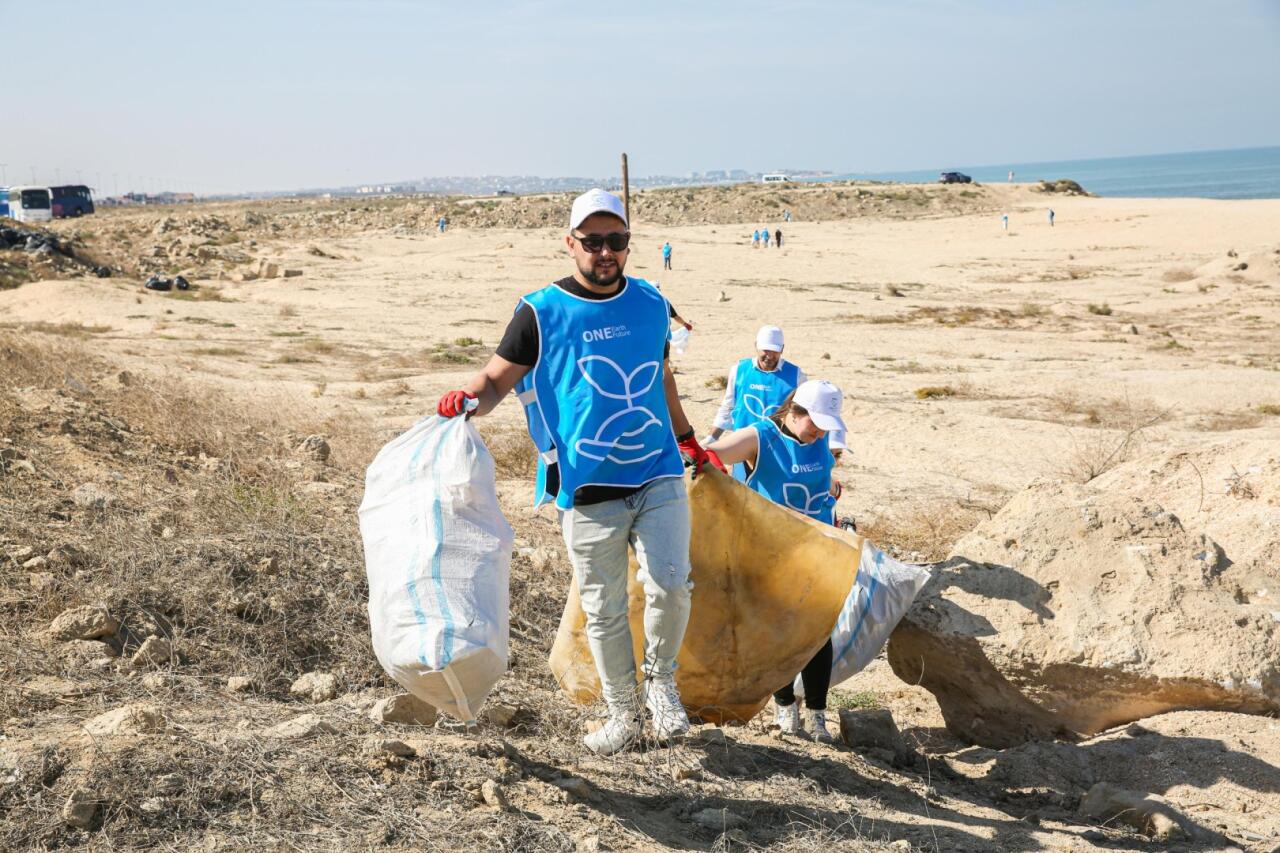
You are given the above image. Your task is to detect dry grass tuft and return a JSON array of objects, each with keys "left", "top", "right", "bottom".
[
  {"left": 190, "top": 346, "right": 246, "bottom": 357},
  {"left": 1, "top": 321, "right": 112, "bottom": 337},
  {"left": 483, "top": 428, "right": 538, "bottom": 479},
  {"left": 1225, "top": 468, "right": 1258, "bottom": 499},
  {"left": 1194, "top": 410, "right": 1263, "bottom": 432},
  {"left": 705, "top": 375, "right": 728, "bottom": 390},
  {"left": 914, "top": 386, "right": 954, "bottom": 400},
  {"left": 860, "top": 495, "right": 1004, "bottom": 562},
  {"left": 1057, "top": 396, "right": 1168, "bottom": 482},
  {"left": 1086, "top": 303, "right": 1112, "bottom": 316},
  {"left": 1161, "top": 267, "right": 1196, "bottom": 283}
]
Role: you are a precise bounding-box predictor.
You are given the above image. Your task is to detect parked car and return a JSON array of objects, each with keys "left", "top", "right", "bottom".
[{"left": 939, "top": 171, "right": 972, "bottom": 184}]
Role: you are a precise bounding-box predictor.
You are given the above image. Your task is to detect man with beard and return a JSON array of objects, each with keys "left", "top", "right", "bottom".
[
  {"left": 436, "top": 188, "right": 724, "bottom": 755},
  {"left": 706, "top": 325, "right": 806, "bottom": 479}
]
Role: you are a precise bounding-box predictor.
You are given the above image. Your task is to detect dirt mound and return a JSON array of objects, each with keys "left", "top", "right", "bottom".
[{"left": 888, "top": 440, "right": 1280, "bottom": 748}]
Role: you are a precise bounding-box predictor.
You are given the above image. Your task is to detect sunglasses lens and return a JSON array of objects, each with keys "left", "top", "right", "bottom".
[{"left": 576, "top": 232, "right": 629, "bottom": 253}]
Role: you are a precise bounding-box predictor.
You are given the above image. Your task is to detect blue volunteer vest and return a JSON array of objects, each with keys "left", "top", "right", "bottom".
[
  {"left": 514, "top": 278, "right": 683, "bottom": 509},
  {"left": 730, "top": 357, "right": 802, "bottom": 430},
  {"left": 746, "top": 418, "right": 836, "bottom": 524}
]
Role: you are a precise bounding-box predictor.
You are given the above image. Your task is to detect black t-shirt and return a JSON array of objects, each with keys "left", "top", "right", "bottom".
[
  {"left": 497, "top": 277, "right": 673, "bottom": 364},
  {"left": 497, "top": 276, "right": 674, "bottom": 506}
]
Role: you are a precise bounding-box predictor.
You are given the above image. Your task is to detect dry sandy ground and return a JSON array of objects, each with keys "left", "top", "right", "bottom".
[
  {"left": 4, "top": 184, "right": 1280, "bottom": 849},
  {"left": 7, "top": 186, "right": 1279, "bottom": 522}
]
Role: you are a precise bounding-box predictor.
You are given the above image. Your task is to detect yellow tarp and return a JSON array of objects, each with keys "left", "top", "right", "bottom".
[{"left": 549, "top": 468, "right": 860, "bottom": 723}]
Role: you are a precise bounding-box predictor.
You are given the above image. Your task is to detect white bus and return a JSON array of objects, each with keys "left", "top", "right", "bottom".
[
  {"left": 7, "top": 186, "right": 53, "bottom": 223},
  {"left": 761, "top": 173, "right": 791, "bottom": 183}
]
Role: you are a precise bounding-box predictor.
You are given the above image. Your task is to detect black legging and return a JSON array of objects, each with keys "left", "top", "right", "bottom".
[{"left": 773, "top": 638, "right": 833, "bottom": 711}]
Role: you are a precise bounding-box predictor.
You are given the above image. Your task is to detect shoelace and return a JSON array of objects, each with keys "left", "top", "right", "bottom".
[{"left": 650, "top": 679, "right": 682, "bottom": 713}]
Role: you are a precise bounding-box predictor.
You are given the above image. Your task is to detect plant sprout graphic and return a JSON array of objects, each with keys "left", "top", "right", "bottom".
[
  {"left": 573, "top": 355, "right": 666, "bottom": 464},
  {"left": 741, "top": 392, "right": 780, "bottom": 421},
  {"left": 782, "top": 482, "right": 829, "bottom": 517}
]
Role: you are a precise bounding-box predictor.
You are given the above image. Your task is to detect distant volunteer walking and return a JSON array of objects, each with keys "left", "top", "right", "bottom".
[
  {"left": 752, "top": 229, "right": 760, "bottom": 248},
  {"left": 762, "top": 227, "right": 771, "bottom": 248},
  {"left": 436, "top": 189, "right": 724, "bottom": 755},
  {"left": 707, "top": 380, "right": 848, "bottom": 742},
  {"left": 662, "top": 241, "right": 672, "bottom": 270}
]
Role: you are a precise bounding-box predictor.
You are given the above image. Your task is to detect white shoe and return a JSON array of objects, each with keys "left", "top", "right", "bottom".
[
  {"left": 807, "top": 709, "right": 836, "bottom": 744},
  {"left": 583, "top": 706, "right": 641, "bottom": 755},
  {"left": 774, "top": 701, "right": 801, "bottom": 735},
  {"left": 642, "top": 675, "right": 691, "bottom": 742}
]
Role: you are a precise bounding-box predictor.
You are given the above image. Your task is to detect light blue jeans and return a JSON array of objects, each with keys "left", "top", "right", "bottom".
[{"left": 560, "top": 476, "right": 693, "bottom": 708}]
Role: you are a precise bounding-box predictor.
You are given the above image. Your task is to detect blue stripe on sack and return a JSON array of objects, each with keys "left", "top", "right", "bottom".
[
  {"left": 404, "top": 424, "right": 438, "bottom": 665},
  {"left": 427, "top": 417, "right": 461, "bottom": 667},
  {"left": 833, "top": 547, "right": 883, "bottom": 665}
]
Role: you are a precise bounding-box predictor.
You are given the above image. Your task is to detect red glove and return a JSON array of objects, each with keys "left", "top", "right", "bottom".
[
  {"left": 677, "top": 432, "right": 725, "bottom": 476},
  {"left": 682, "top": 321, "right": 693, "bottom": 331},
  {"left": 437, "top": 390, "right": 476, "bottom": 418}
]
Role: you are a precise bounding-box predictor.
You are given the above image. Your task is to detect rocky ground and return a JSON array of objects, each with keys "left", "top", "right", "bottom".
[
  {"left": 1, "top": 180, "right": 999, "bottom": 287},
  {"left": 2, "top": 182, "right": 1279, "bottom": 851}
]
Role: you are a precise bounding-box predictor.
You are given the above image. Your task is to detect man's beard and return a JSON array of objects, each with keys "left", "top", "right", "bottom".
[{"left": 580, "top": 257, "right": 623, "bottom": 286}]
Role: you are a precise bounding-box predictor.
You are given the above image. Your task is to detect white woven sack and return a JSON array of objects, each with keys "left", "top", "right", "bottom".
[
  {"left": 797, "top": 540, "right": 931, "bottom": 697},
  {"left": 359, "top": 415, "right": 514, "bottom": 723}
]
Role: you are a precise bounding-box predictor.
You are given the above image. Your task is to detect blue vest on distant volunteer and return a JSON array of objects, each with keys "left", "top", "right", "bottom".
[
  {"left": 747, "top": 418, "right": 836, "bottom": 524},
  {"left": 514, "top": 277, "right": 683, "bottom": 509},
  {"left": 730, "top": 357, "right": 802, "bottom": 429}
]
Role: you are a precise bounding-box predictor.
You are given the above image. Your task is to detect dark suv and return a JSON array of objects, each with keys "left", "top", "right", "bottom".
[{"left": 939, "top": 171, "right": 972, "bottom": 184}]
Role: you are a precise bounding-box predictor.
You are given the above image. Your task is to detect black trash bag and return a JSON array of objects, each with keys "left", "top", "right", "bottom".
[
  {"left": 0, "top": 228, "right": 20, "bottom": 248},
  {"left": 144, "top": 276, "right": 173, "bottom": 291},
  {"left": 93, "top": 266, "right": 112, "bottom": 278},
  {"left": 25, "top": 235, "right": 44, "bottom": 252},
  {"left": 174, "top": 275, "right": 190, "bottom": 290}
]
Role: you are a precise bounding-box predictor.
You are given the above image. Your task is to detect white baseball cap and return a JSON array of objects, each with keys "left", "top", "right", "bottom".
[
  {"left": 828, "top": 429, "right": 847, "bottom": 451},
  {"left": 793, "top": 379, "right": 846, "bottom": 433},
  {"left": 755, "top": 325, "right": 785, "bottom": 352},
  {"left": 569, "top": 188, "right": 627, "bottom": 230}
]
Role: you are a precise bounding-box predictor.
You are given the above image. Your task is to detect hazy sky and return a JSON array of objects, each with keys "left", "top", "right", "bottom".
[{"left": 5, "top": 0, "right": 1278, "bottom": 194}]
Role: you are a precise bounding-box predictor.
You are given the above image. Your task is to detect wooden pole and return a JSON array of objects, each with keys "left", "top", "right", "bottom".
[{"left": 620, "top": 152, "right": 631, "bottom": 225}]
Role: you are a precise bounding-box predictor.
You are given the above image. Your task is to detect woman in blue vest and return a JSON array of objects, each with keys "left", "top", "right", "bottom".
[{"left": 706, "top": 379, "right": 847, "bottom": 743}]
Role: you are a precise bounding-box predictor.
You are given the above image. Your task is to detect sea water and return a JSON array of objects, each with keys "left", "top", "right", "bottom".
[{"left": 812, "top": 146, "right": 1280, "bottom": 200}]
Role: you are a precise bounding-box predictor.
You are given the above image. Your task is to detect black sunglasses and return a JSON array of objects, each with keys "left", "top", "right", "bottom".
[{"left": 573, "top": 231, "right": 631, "bottom": 253}]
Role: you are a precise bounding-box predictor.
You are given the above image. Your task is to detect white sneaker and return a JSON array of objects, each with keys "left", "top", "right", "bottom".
[
  {"left": 642, "top": 675, "right": 690, "bottom": 742},
  {"left": 807, "top": 709, "right": 836, "bottom": 744},
  {"left": 583, "top": 706, "right": 641, "bottom": 755},
  {"left": 774, "top": 701, "right": 801, "bottom": 735}
]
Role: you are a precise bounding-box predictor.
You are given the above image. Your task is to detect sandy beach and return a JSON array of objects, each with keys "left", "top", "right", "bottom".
[{"left": 7, "top": 184, "right": 1278, "bottom": 530}]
